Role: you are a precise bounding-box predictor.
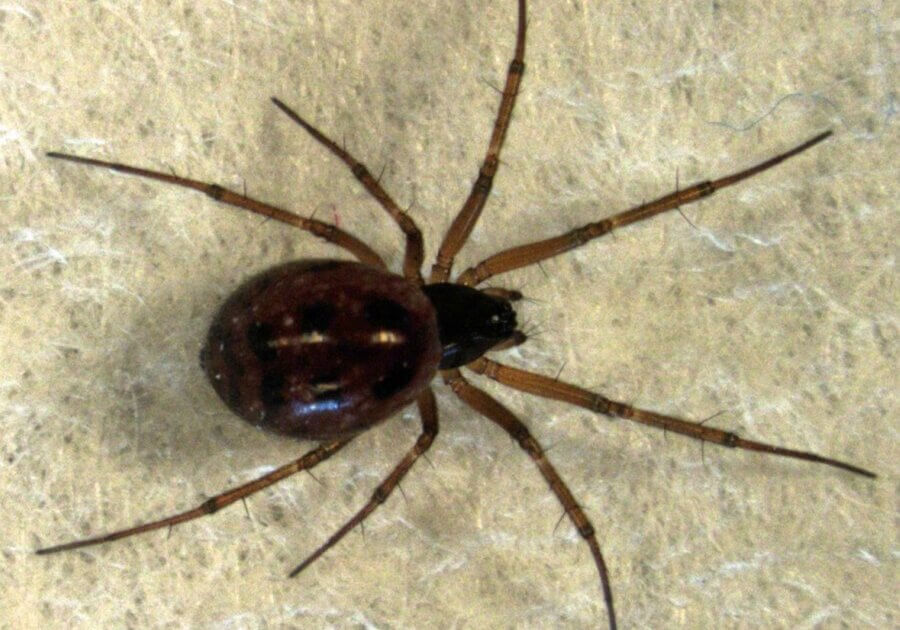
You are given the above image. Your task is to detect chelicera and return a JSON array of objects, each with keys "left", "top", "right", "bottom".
[{"left": 39, "top": 1, "right": 875, "bottom": 627}]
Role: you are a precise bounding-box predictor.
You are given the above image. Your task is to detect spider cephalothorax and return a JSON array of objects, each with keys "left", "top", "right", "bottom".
[{"left": 422, "top": 282, "right": 518, "bottom": 369}]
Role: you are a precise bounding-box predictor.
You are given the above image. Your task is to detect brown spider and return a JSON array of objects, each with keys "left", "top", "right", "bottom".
[{"left": 38, "top": 1, "right": 875, "bottom": 627}]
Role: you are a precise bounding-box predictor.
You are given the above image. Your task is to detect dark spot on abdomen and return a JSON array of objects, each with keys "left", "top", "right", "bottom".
[
  {"left": 247, "top": 321, "right": 277, "bottom": 362},
  {"left": 260, "top": 370, "right": 286, "bottom": 408},
  {"left": 372, "top": 361, "right": 415, "bottom": 400},
  {"left": 364, "top": 298, "right": 409, "bottom": 330},
  {"left": 300, "top": 301, "right": 336, "bottom": 333}
]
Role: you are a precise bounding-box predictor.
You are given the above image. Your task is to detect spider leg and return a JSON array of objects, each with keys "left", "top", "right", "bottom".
[
  {"left": 430, "top": 0, "right": 527, "bottom": 283},
  {"left": 270, "top": 98, "right": 425, "bottom": 282},
  {"left": 481, "top": 287, "right": 524, "bottom": 301},
  {"left": 489, "top": 330, "right": 529, "bottom": 353},
  {"left": 288, "top": 389, "right": 438, "bottom": 577},
  {"left": 443, "top": 368, "right": 618, "bottom": 630},
  {"left": 45, "top": 152, "right": 384, "bottom": 268},
  {"left": 468, "top": 357, "right": 876, "bottom": 478},
  {"left": 456, "top": 131, "right": 832, "bottom": 286},
  {"left": 35, "top": 438, "right": 353, "bottom": 555}
]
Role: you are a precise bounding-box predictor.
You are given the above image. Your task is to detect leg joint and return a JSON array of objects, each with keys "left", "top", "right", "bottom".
[
  {"left": 697, "top": 180, "right": 715, "bottom": 196},
  {"left": 475, "top": 172, "right": 493, "bottom": 194},
  {"left": 207, "top": 184, "right": 226, "bottom": 200},
  {"left": 577, "top": 522, "right": 595, "bottom": 539},
  {"left": 372, "top": 485, "right": 390, "bottom": 505},
  {"left": 571, "top": 226, "right": 594, "bottom": 246},
  {"left": 590, "top": 394, "right": 614, "bottom": 415},
  {"left": 351, "top": 163, "right": 368, "bottom": 180}
]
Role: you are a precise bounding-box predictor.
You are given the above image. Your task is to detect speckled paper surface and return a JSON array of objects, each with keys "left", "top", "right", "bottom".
[{"left": 2, "top": 1, "right": 895, "bottom": 628}]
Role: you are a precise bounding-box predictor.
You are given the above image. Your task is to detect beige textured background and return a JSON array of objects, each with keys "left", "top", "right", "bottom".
[{"left": 2, "top": 1, "right": 895, "bottom": 628}]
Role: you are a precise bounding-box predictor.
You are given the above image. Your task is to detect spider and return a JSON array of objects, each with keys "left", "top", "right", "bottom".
[{"left": 38, "top": 1, "right": 875, "bottom": 627}]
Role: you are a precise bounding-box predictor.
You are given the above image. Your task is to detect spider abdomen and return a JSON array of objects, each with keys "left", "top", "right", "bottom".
[{"left": 200, "top": 259, "right": 441, "bottom": 440}]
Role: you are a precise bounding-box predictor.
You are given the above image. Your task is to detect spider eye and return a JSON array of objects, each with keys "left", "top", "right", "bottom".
[{"left": 484, "top": 303, "right": 515, "bottom": 337}]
